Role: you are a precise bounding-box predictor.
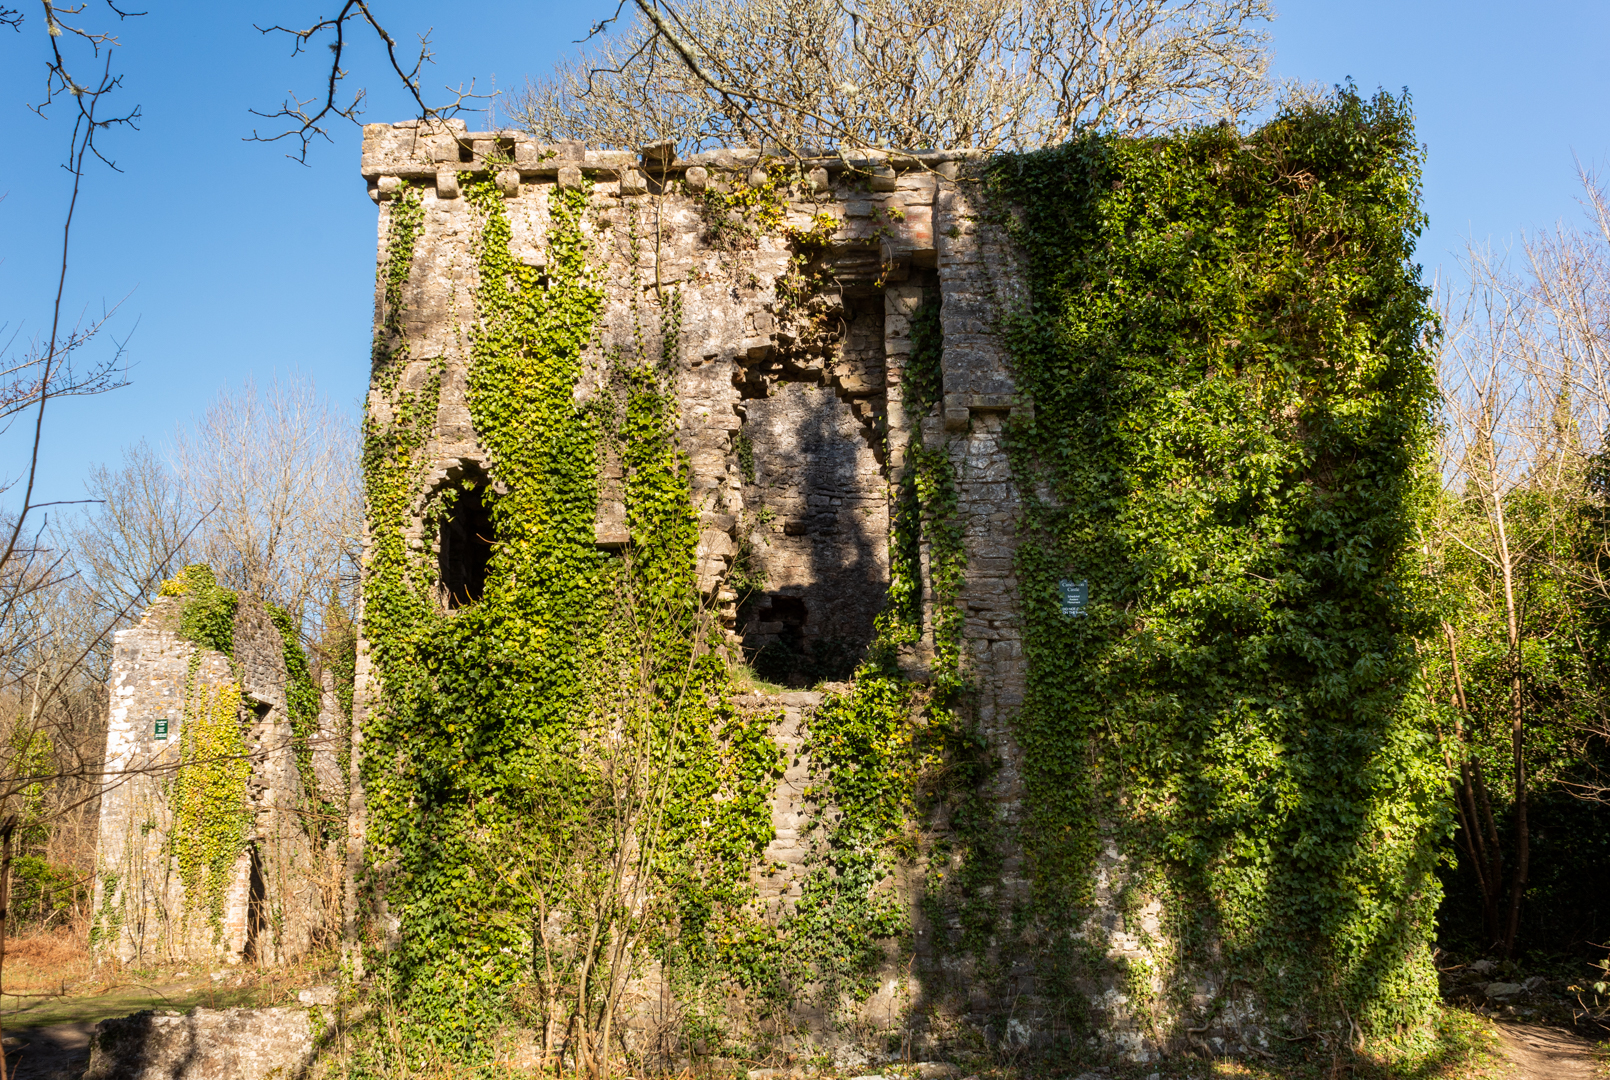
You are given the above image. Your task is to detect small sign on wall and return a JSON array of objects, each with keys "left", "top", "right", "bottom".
[
  {"left": 153, "top": 719, "right": 169, "bottom": 741},
  {"left": 1058, "top": 579, "right": 1089, "bottom": 618}
]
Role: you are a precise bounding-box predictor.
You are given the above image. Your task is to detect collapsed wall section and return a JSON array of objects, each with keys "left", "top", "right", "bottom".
[{"left": 737, "top": 378, "right": 889, "bottom": 683}]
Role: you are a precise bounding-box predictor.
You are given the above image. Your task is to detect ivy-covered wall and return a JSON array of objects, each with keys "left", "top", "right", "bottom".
[
  {"left": 92, "top": 566, "right": 344, "bottom": 966},
  {"left": 349, "top": 89, "right": 1441, "bottom": 1069},
  {"left": 983, "top": 87, "right": 1444, "bottom": 1052}
]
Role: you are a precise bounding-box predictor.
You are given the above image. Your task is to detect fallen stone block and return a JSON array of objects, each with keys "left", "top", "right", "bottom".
[{"left": 85, "top": 1007, "right": 316, "bottom": 1080}]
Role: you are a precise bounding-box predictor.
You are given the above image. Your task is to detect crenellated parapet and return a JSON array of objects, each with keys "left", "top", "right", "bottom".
[{"left": 358, "top": 119, "right": 983, "bottom": 289}]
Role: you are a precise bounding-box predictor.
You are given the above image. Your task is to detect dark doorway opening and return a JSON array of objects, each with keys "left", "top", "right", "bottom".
[
  {"left": 440, "top": 485, "right": 495, "bottom": 607},
  {"left": 748, "top": 593, "right": 814, "bottom": 685},
  {"left": 243, "top": 843, "right": 268, "bottom": 963}
]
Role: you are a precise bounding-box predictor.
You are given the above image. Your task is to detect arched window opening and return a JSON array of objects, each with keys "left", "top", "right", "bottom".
[{"left": 439, "top": 485, "right": 495, "bottom": 608}]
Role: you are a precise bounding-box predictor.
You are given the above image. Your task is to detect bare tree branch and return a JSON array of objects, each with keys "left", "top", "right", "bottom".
[
  {"left": 513, "top": 0, "right": 1272, "bottom": 156},
  {"left": 247, "top": 0, "right": 487, "bottom": 164}
]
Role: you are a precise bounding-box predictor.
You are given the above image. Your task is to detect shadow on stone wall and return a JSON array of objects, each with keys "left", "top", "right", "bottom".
[{"left": 740, "top": 377, "right": 887, "bottom": 685}]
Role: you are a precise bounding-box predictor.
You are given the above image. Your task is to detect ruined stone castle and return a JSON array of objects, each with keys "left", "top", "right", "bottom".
[
  {"left": 92, "top": 105, "right": 1441, "bottom": 1069},
  {"left": 346, "top": 120, "right": 1128, "bottom": 1059}
]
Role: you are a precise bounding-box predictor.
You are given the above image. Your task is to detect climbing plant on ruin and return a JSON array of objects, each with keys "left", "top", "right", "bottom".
[
  {"left": 355, "top": 177, "right": 782, "bottom": 1063},
  {"left": 171, "top": 657, "right": 251, "bottom": 936},
  {"left": 135, "top": 562, "right": 333, "bottom": 946},
  {"left": 786, "top": 283, "right": 998, "bottom": 1016},
  {"left": 164, "top": 562, "right": 238, "bottom": 653},
  {"left": 990, "top": 86, "right": 1446, "bottom": 1036},
  {"left": 159, "top": 564, "right": 328, "bottom": 845}
]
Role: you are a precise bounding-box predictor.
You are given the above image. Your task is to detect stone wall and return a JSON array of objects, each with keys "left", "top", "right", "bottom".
[
  {"left": 349, "top": 119, "right": 1171, "bottom": 1061},
  {"left": 85, "top": 1007, "right": 318, "bottom": 1080},
  {"left": 92, "top": 598, "right": 339, "bottom": 966},
  {"left": 737, "top": 379, "right": 889, "bottom": 682}
]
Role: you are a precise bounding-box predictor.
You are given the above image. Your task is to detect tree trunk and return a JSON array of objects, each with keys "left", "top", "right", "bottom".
[
  {"left": 1490, "top": 495, "right": 1529, "bottom": 958},
  {"left": 574, "top": 906, "right": 603, "bottom": 1080},
  {"left": 533, "top": 893, "right": 556, "bottom": 1076},
  {"left": 1471, "top": 759, "right": 1506, "bottom": 942},
  {"left": 1455, "top": 766, "right": 1500, "bottom": 939},
  {"left": 1503, "top": 668, "right": 1529, "bottom": 957},
  {"left": 1456, "top": 763, "right": 1499, "bottom": 944},
  {"left": 0, "top": 815, "right": 17, "bottom": 1080},
  {"left": 1444, "top": 625, "right": 1504, "bottom": 947}
]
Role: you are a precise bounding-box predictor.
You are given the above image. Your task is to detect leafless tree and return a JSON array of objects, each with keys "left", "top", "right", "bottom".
[
  {"left": 61, "top": 442, "right": 198, "bottom": 634},
  {"left": 251, "top": 0, "right": 1269, "bottom": 167},
  {"left": 1435, "top": 268, "right": 1551, "bottom": 957},
  {"left": 57, "top": 374, "right": 360, "bottom": 649},
  {"left": 0, "top": 0, "right": 141, "bottom": 669},
  {"left": 170, "top": 374, "right": 362, "bottom": 631},
  {"left": 1515, "top": 170, "right": 1610, "bottom": 803},
  {"left": 248, "top": 0, "right": 487, "bottom": 163},
  {"left": 513, "top": 0, "right": 1272, "bottom": 156},
  {"left": 1431, "top": 167, "right": 1610, "bottom": 954}
]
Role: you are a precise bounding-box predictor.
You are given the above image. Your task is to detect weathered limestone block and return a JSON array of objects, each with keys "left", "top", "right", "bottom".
[
  {"left": 640, "top": 139, "right": 675, "bottom": 167},
  {"left": 85, "top": 1008, "right": 316, "bottom": 1080},
  {"left": 313, "top": 670, "right": 346, "bottom": 797},
  {"left": 234, "top": 602, "right": 287, "bottom": 711},
  {"left": 618, "top": 168, "right": 648, "bottom": 195}
]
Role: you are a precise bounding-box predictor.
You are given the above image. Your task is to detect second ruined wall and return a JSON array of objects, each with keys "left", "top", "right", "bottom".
[{"left": 93, "top": 593, "right": 342, "bottom": 967}]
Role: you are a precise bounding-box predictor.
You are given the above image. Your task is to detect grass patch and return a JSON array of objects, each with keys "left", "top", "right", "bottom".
[
  {"left": 1, "top": 979, "right": 262, "bottom": 1029},
  {"left": 732, "top": 663, "right": 789, "bottom": 695},
  {"left": 0, "top": 930, "right": 341, "bottom": 1033}
]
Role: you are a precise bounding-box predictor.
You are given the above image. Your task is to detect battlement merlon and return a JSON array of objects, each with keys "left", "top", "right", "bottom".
[{"left": 358, "top": 119, "right": 983, "bottom": 194}]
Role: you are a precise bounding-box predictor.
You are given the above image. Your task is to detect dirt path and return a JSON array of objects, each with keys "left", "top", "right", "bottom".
[
  {"left": 1496, "top": 1020, "right": 1601, "bottom": 1079},
  {"left": 4, "top": 1022, "right": 97, "bottom": 1080}
]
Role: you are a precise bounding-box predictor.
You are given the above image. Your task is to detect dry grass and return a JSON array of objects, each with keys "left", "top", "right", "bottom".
[
  {"left": 2, "top": 926, "right": 97, "bottom": 998},
  {"left": 0, "top": 925, "right": 344, "bottom": 1031},
  {"left": 1202, "top": 1008, "right": 1518, "bottom": 1080}
]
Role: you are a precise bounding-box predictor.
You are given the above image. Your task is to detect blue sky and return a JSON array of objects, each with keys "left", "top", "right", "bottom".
[{"left": 2, "top": 0, "right": 1608, "bottom": 512}]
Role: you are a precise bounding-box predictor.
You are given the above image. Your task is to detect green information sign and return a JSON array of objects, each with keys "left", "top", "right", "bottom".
[
  {"left": 1058, "top": 579, "right": 1089, "bottom": 618},
  {"left": 153, "top": 719, "right": 169, "bottom": 741}
]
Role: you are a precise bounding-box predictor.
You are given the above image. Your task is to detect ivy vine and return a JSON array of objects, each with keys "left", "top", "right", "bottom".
[
  {"left": 990, "top": 86, "right": 1446, "bottom": 1039},
  {"left": 171, "top": 655, "right": 251, "bottom": 937},
  {"left": 356, "top": 178, "right": 782, "bottom": 1062}
]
